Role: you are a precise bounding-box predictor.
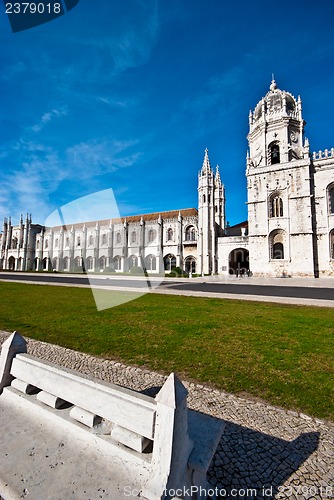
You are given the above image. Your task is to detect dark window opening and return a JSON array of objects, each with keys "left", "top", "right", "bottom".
[
  {"left": 329, "top": 186, "right": 334, "bottom": 214},
  {"left": 270, "top": 196, "right": 283, "bottom": 217},
  {"left": 271, "top": 145, "right": 280, "bottom": 164},
  {"left": 273, "top": 242, "right": 284, "bottom": 259}
]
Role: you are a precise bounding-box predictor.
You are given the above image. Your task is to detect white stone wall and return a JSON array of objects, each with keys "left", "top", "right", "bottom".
[
  {"left": 313, "top": 154, "right": 334, "bottom": 276},
  {"left": 217, "top": 236, "right": 249, "bottom": 275}
]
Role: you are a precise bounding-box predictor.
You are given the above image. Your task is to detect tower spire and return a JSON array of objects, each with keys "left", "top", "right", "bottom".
[
  {"left": 201, "top": 148, "right": 212, "bottom": 175},
  {"left": 215, "top": 164, "right": 222, "bottom": 185}
]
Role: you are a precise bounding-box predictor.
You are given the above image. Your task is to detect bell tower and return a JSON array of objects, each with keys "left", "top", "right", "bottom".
[
  {"left": 198, "top": 149, "right": 225, "bottom": 275},
  {"left": 246, "top": 79, "right": 316, "bottom": 277}
]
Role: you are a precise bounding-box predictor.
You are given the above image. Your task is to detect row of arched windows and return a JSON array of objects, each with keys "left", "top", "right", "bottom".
[
  {"left": 164, "top": 254, "right": 197, "bottom": 272},
  {"left": 115, "top": 229, "right": 156, "bottom": 245},
  {"left": 50, "top": 254, "right": 198, "bottom": 272},
  {"left": 114, "top": 226, "right": 197, "bottom": 244},
  {"left": 39, "top": 225, "right": 198, "bottom": 250}
]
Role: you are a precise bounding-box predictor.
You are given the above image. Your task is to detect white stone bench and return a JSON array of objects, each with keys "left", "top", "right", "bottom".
[{"left": 0, "top": 332, "right": 224, "bottom": 500}]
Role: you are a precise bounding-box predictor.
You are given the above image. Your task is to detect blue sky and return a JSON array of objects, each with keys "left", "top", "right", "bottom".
[{"left": 1, "top": 0, "right": 334, "bottom": 227}]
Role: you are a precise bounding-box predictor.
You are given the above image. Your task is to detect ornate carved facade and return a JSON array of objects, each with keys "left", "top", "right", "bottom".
[{"left": 1, "top": 80, "right": 334, "bottom": 277}]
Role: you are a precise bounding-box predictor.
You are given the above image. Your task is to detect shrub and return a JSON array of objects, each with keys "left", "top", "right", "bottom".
[
  {"left": 171, "top": 266, "right": 183, "bottom": 276},
  {"left": 129, "top": 266, "right": 145, "bottom": 275}
]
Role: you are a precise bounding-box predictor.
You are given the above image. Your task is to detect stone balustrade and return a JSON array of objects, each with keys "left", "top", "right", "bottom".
[{"left": 312, "top": 148, "right": 334, "bottom": 160}]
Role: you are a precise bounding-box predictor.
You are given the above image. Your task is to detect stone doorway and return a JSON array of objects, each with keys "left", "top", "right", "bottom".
[{"left": 229, "top": 248, "right": 249, "bottom": 276}]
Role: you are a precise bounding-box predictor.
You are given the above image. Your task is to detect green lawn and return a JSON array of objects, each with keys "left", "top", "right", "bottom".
[{"left": 0, "top": 281, "right": 333, "bottom": 420}]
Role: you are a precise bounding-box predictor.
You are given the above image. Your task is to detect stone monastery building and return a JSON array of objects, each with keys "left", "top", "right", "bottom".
[{"left": 1, "top": 80, "right": 334, "bottom": 277}]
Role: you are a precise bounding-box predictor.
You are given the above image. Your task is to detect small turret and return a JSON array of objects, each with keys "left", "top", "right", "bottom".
[
  {"left": 200, "top": 148, "right": 212, "bottom": 177},
  {"left": 2, "top": 218, "right": 8, "bottom": 250},
  {"left": 215, "top": 165, "right": 222, "bottom": 186},
  {"left": 6, "top": 217, "right": 12, "bottom": 249}
]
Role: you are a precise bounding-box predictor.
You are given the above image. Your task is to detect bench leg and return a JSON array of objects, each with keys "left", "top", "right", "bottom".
[{"left": 0, "top": 331, "right": 27, "bottom": 394}]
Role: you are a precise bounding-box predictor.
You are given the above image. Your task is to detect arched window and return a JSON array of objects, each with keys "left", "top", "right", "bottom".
[
  {"left": 164, "top": 254, "right": 176, "bottom": 271},
  {"left": 273, "top": 242, "right": 284, "bottom": 259},
  {"left": 185, "top": 225, "right": 196, "bottom": 241},
  {"left": 113, "top": 255, "right": 122, "bottom": 271},
  {"left": 8, "top": 256, "right": 15, "bottom": 271},
  {"left": 77, "top": 236, "right": 81, "bottom": 247},
  {"left": 86, "top": 256, "right": 93, "bottom": 270},
  {"left": 328, "top": 184, "right": 334, "bottom": 214},
  {"left": 45, "top": 240, "right": 49, "bottom": 249},
  {"left": 269, "top": 142, "right": 280, "bottom": 165},
  {"left": 270, "top": 194, "right": 283, "bottom": 217},
  {"left": 330, "top": 230, "right": 334, "bottom": 260},
  {"left": 65, "top": 237, "right": 70, "bottom": 247},
  {"left": 128, "top": 255, "right": 138, "bottom": 269},
  {"left": 270, "top": 230, "right": 285, "bottom": 260},
  {"left": 184, "top": 256, "right": 196, "bottom": 273},
  {"left": 102, "top": 233, "right": 107, "bottom": 245},
  {"left": 167, "top": 228, "right": 173, "bottom": 241},
  {"left": 89, "top": 234, "right": 94, "bottom": 246},
  {"left": 116, "top": 232, "right": 121, "bottom": 244},
  {"left": 203, "top": 194, "right": 206, "bottom": 203},
  {"left": 35, "top": 240, "right": 39, "bottom": 250},
  {"left": 55, "top": 238, "right": 59, "bottom": 248},
  {"left": 63, "top": 257, "right": 69, "bottom": 270},
  {"left": 74, "top": 256, "right": 81, "bottom": 268},
  {"left": 98, "top": 256, "right": 106, "bottom": 270},
  {"left": 148, "top": 229, "right": 155, "bottom": 243},
  {"left": 131, "top": 231, "right": 137, "bottom": 244},
  {"left": 145, "top": 254, "right": 156, "bottom": 271},
  {"left": 52, "top": 257, "right": 57, "bottom": 270}
]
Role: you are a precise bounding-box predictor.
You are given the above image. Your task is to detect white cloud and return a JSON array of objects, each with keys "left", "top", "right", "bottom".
[
  {"left": 0, "top": 137, "right": 142, "bottom": 223},
  {"left": 65, "top": 139, "right": 142, "bottom": 178},
  {"left": 31, "top": 107, "right": 67, "bottom": 132}
]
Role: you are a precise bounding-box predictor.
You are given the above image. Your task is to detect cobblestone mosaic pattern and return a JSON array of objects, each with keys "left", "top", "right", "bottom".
[{"left": 0, "top": 332, "right": 333, "bottom": 499}]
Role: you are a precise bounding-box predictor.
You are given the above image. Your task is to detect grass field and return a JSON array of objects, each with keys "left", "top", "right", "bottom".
[{"left": 0, "top": 281, "right": 333, "bottom": 420}]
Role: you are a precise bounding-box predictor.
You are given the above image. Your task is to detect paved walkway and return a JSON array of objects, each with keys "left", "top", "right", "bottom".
[
  {"left": 1, "top": 272, "right": 334, "bottom": 308},
  {"left": 0, "top": 332, "right": 332, "bottom": 499}
]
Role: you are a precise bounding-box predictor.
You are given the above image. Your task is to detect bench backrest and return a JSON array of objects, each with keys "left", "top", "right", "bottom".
[{"left": 11, "top": 352, "right": 156, "bottom": 439}]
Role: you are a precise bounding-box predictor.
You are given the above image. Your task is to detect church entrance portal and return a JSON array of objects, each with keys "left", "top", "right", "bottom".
[
  {"left": 229, "top": 248, "right": 249, "bottom": 275},
  {"left": 8, "top": 256, "right": 15, "bottom": 271}
]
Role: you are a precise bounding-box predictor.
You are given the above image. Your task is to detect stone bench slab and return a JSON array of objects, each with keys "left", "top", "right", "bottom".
[{"left": 0, "top": 387, "right": 149, "bottom": 500}]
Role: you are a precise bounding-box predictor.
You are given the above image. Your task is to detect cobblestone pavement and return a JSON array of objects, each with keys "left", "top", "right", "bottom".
[{"left": 0, "top": 331, "right": 333, "bottom": 500}]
